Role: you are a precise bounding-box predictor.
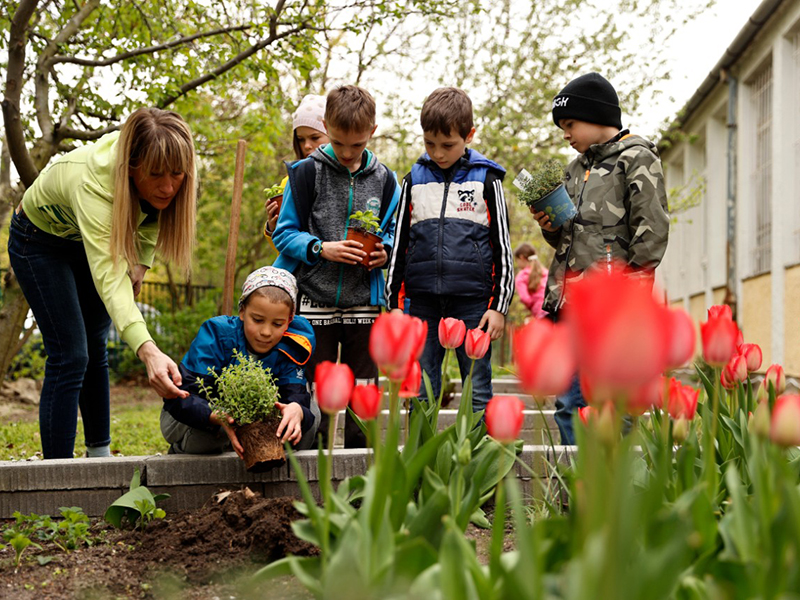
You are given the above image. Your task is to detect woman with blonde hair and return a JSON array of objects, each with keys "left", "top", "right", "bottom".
[
  {"left": 8, "top": 107, "right": 197, "bottom": 459},
  {"left": 514, "top": 242, "right": 549, "bottom": 320}
]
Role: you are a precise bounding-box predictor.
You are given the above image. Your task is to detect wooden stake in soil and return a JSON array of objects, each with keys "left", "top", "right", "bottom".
[{"left": 222, "top": 139, "right": 247, "bottom": 316}]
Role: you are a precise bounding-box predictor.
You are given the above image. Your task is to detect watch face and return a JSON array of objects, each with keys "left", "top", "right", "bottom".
[{"left": 313, "top": 241, "right": 322, "bottom": 255}]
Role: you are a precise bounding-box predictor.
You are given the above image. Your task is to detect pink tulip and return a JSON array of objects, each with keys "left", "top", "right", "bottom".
[
  {"left": 316, "top": 361, "right": 355, "bottom": 414},
  {"left": 701, "top": 315, "right": 739, "bottom": 367},
  {"left": 398, "top": 361, "right": 422, "bottom": 399},
  {"left": 764, "top": 364, "right": 786, "bottom": 395},
  {"left": 770, "top": 394, "right": 800, "bottom": 447},
  {"left": 566, "top": 268, "right": 671, "bottom": 394},
  {"left": 513, "top": 319, "right": 576, "bottom": 397},
  {"left": 720, "top": 367, "right": 736, "bottom": 391},
  {"left": 739, "top": 343, "right": 763, "bottom": 373},
  {"left": 370, "top": 313, "right": 427, "bottom": 381},
  {"left": 465, "top": 328, "right": 491, "bottom": 360},
  {"left": 665, "top": 308, "right": 695, "bottom": 370},
  {"left": 350, "top": 384, "right": 382, "bottom": 421},
  {"left": 485, "top": 396, "right": 525, "bottom": 443},
  {"left": 667, "top": 378, "right": 699, "bottom": 420},
  {"left": 438, "top": 318, "right": 466, "bottom": 349},
  {"left": 723, "top": 354, "right": 748, "bottom": 386}
]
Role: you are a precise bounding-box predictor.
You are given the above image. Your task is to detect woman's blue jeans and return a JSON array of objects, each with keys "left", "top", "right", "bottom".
[
  {"left": 410, "top": 294, "right": 493, "bottom": 413},
  {"left": 8, "top": 211, "right": 112, "bottom": 458}
]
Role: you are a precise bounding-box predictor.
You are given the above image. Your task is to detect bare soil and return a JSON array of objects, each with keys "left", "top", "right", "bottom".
[{"left": 0, "top": 489, "right": 317, "bottom": 599}]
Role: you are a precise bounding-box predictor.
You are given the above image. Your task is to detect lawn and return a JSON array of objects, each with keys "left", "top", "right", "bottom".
[{"left": 0, "top": 385, "right": 166, "bottom": 461}]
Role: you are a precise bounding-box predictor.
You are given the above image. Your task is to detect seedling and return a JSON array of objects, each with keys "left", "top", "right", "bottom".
[
  {"left": 3, "top": 531, "right": 41, "bottom": 571},
  {"left": 348, "top": 210, "right": 382, "bottom": 235},
  {"left": 105, "top": 469, "right": 169, "bottom": 530}
]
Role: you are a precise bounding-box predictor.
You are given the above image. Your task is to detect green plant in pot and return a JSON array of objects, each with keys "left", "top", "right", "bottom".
[
  {"left": 516, "top": 159, "right": 576, "bottom": 228},
  {"left": 346, "top": 210, "right": 383, "bottom": 268},
  {"left": 264, "top": 183, "right": 284, "bottom": 215},
  {"left": 200, "top": 349, "right": 283, "bottom": 471}
]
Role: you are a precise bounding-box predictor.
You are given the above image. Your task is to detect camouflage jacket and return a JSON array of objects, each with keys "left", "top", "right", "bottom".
[{"left": 542, "top": 131, "right": 669, "bottom": 315}]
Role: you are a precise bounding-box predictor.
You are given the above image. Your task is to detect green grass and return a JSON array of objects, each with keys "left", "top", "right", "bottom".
[{"left": 0, "top": 401, "right": 166, "bottom": 461}]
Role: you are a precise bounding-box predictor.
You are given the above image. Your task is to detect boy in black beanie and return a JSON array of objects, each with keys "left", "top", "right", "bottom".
[{"left": 534, "top": 72, "right": 670, "bottom": 445}]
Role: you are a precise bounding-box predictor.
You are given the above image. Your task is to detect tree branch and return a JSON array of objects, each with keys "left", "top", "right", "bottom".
[
  {"left": 50, "top": 24, "right": 253, "bottom": 67},
  {"left": 159, "top": 22, "right": 311, "bottom": 108},
  {"left": 3, "top": 0, "right": 41, "bottom": 187},
  {"left": 35, "top": 0, "right": 101, "bottom": 143}
]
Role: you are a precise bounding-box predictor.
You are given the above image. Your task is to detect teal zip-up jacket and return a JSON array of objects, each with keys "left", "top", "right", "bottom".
[
  {"left": 273, "top": 145, "right": 399, "bottom": 308},
  {"left": 19, "top": 132, "right": 159, "bottom": 352}
]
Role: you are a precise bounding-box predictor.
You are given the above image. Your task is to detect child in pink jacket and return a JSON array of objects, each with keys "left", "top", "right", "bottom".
[{"left": 514, "top": 243, "right": 548, "bottom": 320}]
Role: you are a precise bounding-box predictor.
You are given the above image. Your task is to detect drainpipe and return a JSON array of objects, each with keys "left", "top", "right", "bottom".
[{"left": 724, "top": 71, "right": 738, "bottom": 321}]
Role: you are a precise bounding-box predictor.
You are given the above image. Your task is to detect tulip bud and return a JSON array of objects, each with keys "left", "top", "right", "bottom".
[
  {"left": 751, "top": 399, "right": 770, "bottom": 439},
  {"left": 770, "top": 395, "right": 800, "bottom": 447},
  {"left": 398, "top": 361, "right": 422, "bottom": 399},
  {"left": 485, "top": 395, "right": 525, "bottom": 443},
  {"left": 578, "top": 405, "right": 594, "bottom": 426},
  {"left": 457, "top": 438, "right": 472, "bottom": 466},
  {"left": 596, "top": 403, "right": 618, "bottom": 447},
  {"left": 672, "top": 417, "right": 689, "bottom": 444},
  {"left": 464, "top": 328, "right": 492, "bottom": 360},
  {"left": 755, "top": 380, "right": 770, "bottom": 404},
  {"left": 316, "top": 361, "right": 355, "bottom": 415},
  {"left": 701, "top": 315, "right": 739, "bottom": 367},
  {"left": 723, "top": 354, "right": 748, "bottom": 386},
  {"left": 350, "top": 384, "right": 382, "bottom": 421},
  {"left": 438, "top": 317, "right": 466, "bottom": 349},
  {"left": 708, "top": 305, "right": 733, "bottom": 320},
  {"left": 739, "top": 343, "right": 763, "bottom": 373},
  {"left": 764, "top": 364, "right": 786, "bottom": 396}
]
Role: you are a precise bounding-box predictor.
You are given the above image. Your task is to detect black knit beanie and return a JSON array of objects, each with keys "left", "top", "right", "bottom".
[{"left": 552, "top": 72, "right": 622, "bottom": 130}]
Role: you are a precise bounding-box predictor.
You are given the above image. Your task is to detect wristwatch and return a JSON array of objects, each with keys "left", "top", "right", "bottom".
[{"left": 312, "top": 240, "right": 323, "bottom": 259}]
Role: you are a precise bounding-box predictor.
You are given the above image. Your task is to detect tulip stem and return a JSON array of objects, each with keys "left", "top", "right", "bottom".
[
  {"left": 705, "top": 368, "right": 722, "bottom": 505},
  {"left": 437, "top": 348, "right": 452, "bottom": 414},
  {"left": 321, "top": 412, "right": 336, "bottom": 565}
]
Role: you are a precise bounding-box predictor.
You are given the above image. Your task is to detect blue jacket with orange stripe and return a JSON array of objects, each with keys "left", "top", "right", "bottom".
[
  {"left": 385, "top": 149, "right": 515, "bottom": 314},
  {"left": 162, "top": 315, "right": 315, "bottom": 433}
]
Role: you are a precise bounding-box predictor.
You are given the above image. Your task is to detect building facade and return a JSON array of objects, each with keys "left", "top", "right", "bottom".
[{"left": 659, "top": 0, "right": 800, "bottom": 375}]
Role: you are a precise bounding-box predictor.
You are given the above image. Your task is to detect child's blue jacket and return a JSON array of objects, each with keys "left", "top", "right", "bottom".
[{"left": 162, "top": 315, "right": 316, "bottom": 433}]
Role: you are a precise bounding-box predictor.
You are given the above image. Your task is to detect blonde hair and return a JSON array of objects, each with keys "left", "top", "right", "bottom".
[{"left": 111, "top": 108, "right": 196, "bottom": 273}]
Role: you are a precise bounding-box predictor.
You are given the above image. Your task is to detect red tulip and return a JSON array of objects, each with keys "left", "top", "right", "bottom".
[
  {"left": 578, "top": 405, "right": 594, "bottom": 426},
  {"left": 720, "top": 367, "right": 736, "bottom": 391},
  {"left": 370, "top": 313, "right": 427, "bottom": 381},
  {"left": 770, "top": 394, "right": 800, "bottom": 447},
  {"left": 667, "top": 378, "right": 699, "bottom": 420},
  {"left": 665, "top": 308, "right": 695, "bottom": 370},
  {"left": 764, "top": 364, "right": 786, "bottom": 395},
  {"left": 708, "top": 305, "right": 732, "bottom": 320},
  {"left": 739, "top": 343, "right": 762, "bottom": 373},
  {"left": 566, "top": 268, "right": 671, "bottom": 394},
  {"left": 465, "top": 328, "right": 491, "bottom": 360},
  {"left": 723, "top": 354, "right": 748, "bottom": 386},
  {"left": 439, "top": 318, "right": 466, "bottom": 349},
  {"left": 315, "top": 361, "right": 355, "bottom": 414},
  {"left": 627, "top": 376, "right": 664, "bottom": 416},
  {"left": 513, "top": 319, "right": 576, "bottom": 397},
  {"left": 399, "top": 360, "right": 422, "bottom": 399},
  {"left": 579, "top": 373, "right": 613, "bottom": 406},
  {"left": 350, "top": 384, "right": 382, "bottom": 421},
  {"left": 485, "top": 395, "right": 525, "bottom": 443},
  {"left": 700, "top": 315, "right": 739, "bottom": 367}
]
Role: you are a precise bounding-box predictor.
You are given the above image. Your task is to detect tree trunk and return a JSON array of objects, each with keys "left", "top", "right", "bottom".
[{"left": 0, "top": 270, "right": 31, "bottom": 377}]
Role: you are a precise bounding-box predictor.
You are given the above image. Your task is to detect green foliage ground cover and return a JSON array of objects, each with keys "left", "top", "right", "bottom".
[{"left": 0, "top": 395, "right": 165, "bottom": 461}]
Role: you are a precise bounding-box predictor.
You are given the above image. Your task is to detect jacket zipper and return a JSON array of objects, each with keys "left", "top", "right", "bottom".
[
  {"left": 335, "top": 175, "right": 355, "bottom": 307},
  {"left": 556, "top": 160, "right": 593, "bottom": 310}
]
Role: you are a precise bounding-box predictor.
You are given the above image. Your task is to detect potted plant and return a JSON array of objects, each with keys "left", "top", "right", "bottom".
[
  {"left": 346, "top": 210, "right": 383, "bottom": 268},
  {"left": 515, "top": 159, "right": 576, "bottom": 228},
  {"left": 263, "top": 183, "right": 284, "bottom": 216},
  {"left": 200, "top": 350, "right": 284, "bottom": 472}
]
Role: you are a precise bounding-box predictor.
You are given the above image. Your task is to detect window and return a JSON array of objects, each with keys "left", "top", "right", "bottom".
[{"left": 749, "top": 62, "right": 773, "bottom": 275}]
